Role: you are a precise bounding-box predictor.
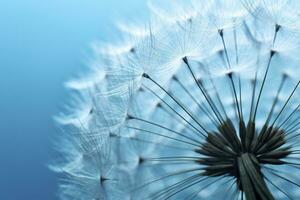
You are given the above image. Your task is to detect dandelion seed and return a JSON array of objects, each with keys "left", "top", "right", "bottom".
[{"left": 53, "top": 0, "right": 300, "bottom": 199}]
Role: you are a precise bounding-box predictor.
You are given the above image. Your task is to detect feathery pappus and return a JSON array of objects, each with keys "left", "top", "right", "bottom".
[{"left": 52, "top": 0, "right": 300, "bottom": 199}]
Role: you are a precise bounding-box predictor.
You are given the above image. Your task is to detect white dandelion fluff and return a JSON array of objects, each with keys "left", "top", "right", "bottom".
[{"left": 53, "top": 0, "right": 300, "bottom": 199}]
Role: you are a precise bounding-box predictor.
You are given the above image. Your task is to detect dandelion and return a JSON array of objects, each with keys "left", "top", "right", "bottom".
[{"left": 52, "top": 0, "right": 300, "bottom": 199}]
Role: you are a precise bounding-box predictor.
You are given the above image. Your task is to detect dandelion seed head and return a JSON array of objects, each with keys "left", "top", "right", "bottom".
[{"left": 53, "top": 0, "right": 300, "bottom": 199}]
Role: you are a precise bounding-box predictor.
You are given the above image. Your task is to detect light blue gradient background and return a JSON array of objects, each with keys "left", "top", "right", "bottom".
[{"left": 0, "top": 1, "right": 147, "bottom": 199}]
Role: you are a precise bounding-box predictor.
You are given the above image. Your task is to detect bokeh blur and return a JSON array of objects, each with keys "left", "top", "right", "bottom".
[{"left": 0, "top": 0, "right": 147, "bottom": 199}]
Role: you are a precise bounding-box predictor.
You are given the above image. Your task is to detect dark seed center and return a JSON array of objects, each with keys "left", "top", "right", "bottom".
[{"left": 196, "top": 119, "right": 291, "bottom": 200}]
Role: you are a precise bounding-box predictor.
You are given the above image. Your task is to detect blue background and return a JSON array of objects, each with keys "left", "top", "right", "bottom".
[{"left": 0, "top": 1, "right": 147, "bottom": 199}]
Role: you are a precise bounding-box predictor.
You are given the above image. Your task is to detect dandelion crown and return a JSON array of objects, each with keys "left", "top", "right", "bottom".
[{"left": 52, "top": 0, "right": 300, "bottom": 199}]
